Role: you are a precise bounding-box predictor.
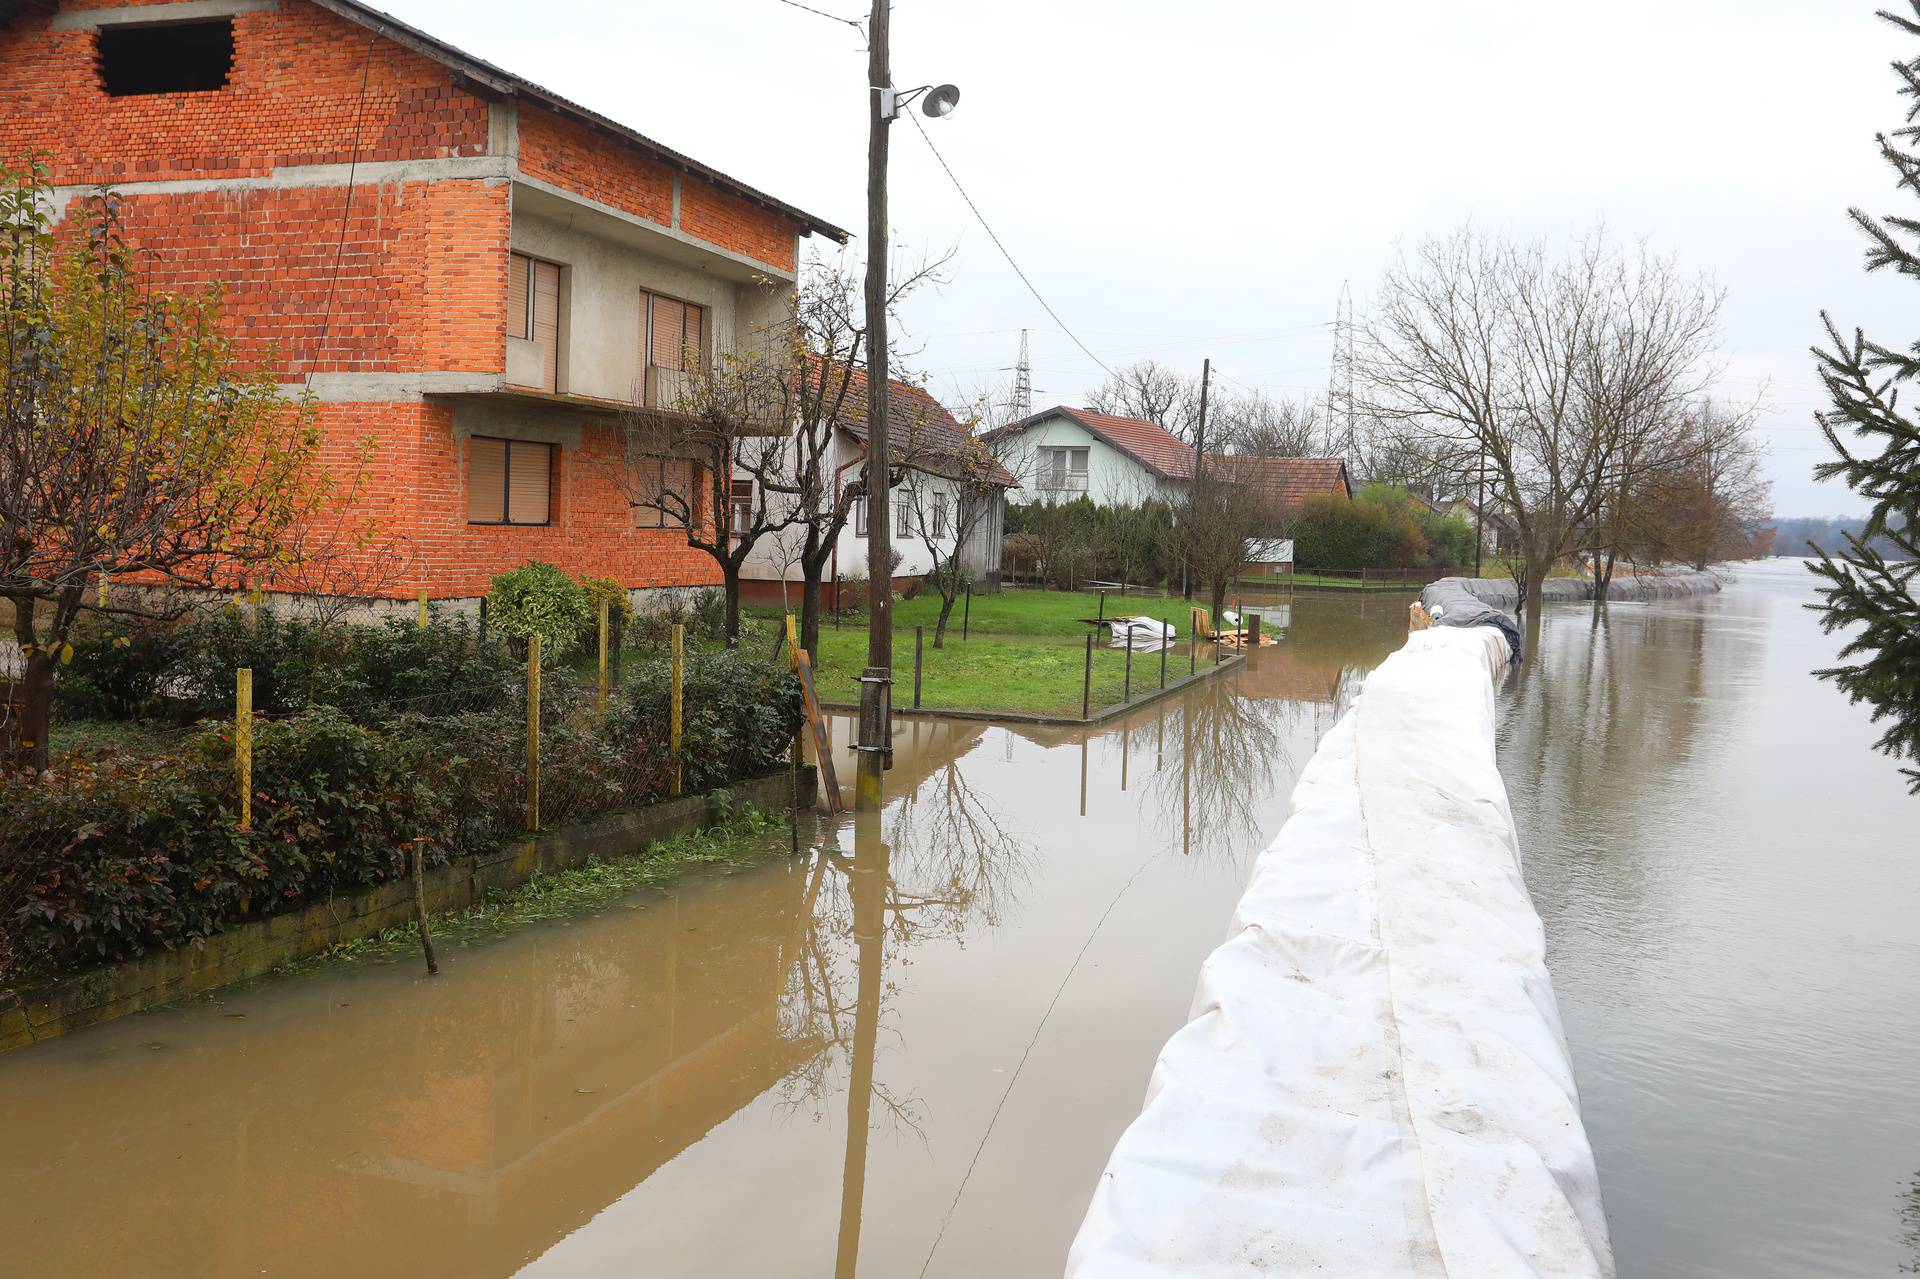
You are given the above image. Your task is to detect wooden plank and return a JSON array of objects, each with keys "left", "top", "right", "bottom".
[{"left": 793, "top": 651, "right": 844, "bottom": 815}]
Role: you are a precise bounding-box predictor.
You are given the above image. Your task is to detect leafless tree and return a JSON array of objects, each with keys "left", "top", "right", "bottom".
[
  {"left": 1088, "top": 358, "right": 1203, "bottom": 443},
  {"left": 1360, "top": 226, "right": 1724, "bottom": 639},
  {"left": 1178, "top": 468, "right": 1276, "bottom": 626},
  {"left": 1213, "top": 390, "right": 1321, "bottom": 458}
]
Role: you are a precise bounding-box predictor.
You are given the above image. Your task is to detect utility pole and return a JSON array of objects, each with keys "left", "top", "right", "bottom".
[
  {"left": 1182, "top": 357, "right": 1211, "bottom": 601},
  {"left": 856, "top": 0, "right": 893, "bottom": 812},
  {"left": 1473, "top": 446, "right": 1486, "bottom": 578}
]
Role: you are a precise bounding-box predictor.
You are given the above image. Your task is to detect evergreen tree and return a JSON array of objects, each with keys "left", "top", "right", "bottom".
[{"left": 1808, "top": 3, "right": 1920, "bottom": 794}]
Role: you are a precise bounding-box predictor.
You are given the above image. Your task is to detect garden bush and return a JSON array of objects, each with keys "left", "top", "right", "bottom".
[
  {"left": 613, "top": 649, "right": 802, "bottom": 795},
  {"left": 1291, "top": 493, "right": 1426, "bottom": 571},
  {"left": 486, "top": 561, "right": 592, "bottom": 659}
]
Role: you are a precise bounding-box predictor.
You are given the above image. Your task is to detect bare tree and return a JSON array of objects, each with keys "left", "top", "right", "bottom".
[
  {"left": 1214, "top": 390, "right": 1321, "bottom": 458},
  {"left": 1, "top": 174, "right": 334, "bottom": 768},
  {"left": 1361, "top": 226, "right": 1724, "bottom": 639},
  {"left": 1087, "top": 358, "right": 1203, "bottom": 443},
  {"left": 1178, "top": 468, "right": 1275, "bottom": 626},
  {"left": 897, "top": 392, "right": 1030, "bottom": 647},
  {"left": 617, "top": 328, "right": 796, "bottom": 647}
]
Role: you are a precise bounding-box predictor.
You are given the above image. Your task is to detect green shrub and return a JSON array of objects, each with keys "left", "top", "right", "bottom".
[
  {"left": 612, "top": 650, "right": 802, "bottom": 795},
  {"left": 54, "top": 624, "right": 184, "bottom": 720},
  {"left": 486, "top": 561, "right": 591, "bottom": 660},
  {"left": 1292, "top": 493, "right": 1425, "bottom": 570}
]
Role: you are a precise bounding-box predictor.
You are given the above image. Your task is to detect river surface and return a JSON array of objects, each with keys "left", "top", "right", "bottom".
[{"left": 0, "top": 569, "right": 1913, "bottom": 1276}]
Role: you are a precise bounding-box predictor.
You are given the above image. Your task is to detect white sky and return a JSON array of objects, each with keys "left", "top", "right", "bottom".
[{"left": 384, "top": 0, "right": 1911, "bottom": 516}]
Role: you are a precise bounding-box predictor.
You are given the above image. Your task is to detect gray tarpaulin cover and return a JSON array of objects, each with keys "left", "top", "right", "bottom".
[
  {"left": 1420, "top": 578, "right": 1524, "bottom": 659},
  {"left": 1064, "top": 626, "right": 1613, "bottom": 1278}
]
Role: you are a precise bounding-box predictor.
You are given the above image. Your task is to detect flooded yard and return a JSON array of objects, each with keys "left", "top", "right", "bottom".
[{"left": 1, "top": 574, "right": 1912, "bottom": 1276}]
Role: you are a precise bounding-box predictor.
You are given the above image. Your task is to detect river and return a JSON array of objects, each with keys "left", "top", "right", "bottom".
[{"left": 0, "top": 569, "right": 1911, "bottom": 1276}]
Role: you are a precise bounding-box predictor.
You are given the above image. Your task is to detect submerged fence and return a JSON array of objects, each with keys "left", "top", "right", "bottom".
[{"left": 0, "top": 610, "right": 803, "bottom": 986}]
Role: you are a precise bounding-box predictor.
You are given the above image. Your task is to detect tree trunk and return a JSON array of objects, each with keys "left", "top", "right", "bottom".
[
  {"left": 1208, "top": 577, "right": 1229, "bottom": 633},
  {"left": 1522, "top": 546, "right": 1554, "bottom": 658},
  {"left": 932, "top": 589, "right": 957, "bottom": 649},
  {"left": 800, "top": 572, "right": 824, "bottom": 660},
  {"left": 722, "top": 569, "right": 743, "bottom": 649},
  {"left": 7, "top": 594, "right": 51, "bottom": 772},
  {"left": 12, "top": 649, "right": 53, "bottom": 772},
  {"left": 1594, "top": 549, "right": 1615, "bottom": 603}
]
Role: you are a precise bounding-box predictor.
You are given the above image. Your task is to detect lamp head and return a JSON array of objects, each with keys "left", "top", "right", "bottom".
[{"left": 921, "top": 84, "right": 961, "bottom": 118}]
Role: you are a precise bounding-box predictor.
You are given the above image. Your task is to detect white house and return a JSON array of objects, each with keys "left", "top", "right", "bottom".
[
  {"left": 990, "top": 406, "right": 1196, "bottom": 507},
  {"left": 740, "top": 365, "right": 1015, "bottom": 605}
]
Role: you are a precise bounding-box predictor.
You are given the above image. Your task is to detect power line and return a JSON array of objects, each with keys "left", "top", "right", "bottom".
[
  {"left": 770, "top": 0, "right": 864, "bottom": 32},
  {"left": 307, "top": 29, "right": 376, "bottom": 381},
  {"left": 907, "top": 109, "right": 1117, "bottom": 382}
]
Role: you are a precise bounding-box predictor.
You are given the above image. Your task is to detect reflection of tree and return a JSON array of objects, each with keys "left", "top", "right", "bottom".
[
  {"left": 769, "top": 756, "right": 1034, "bottom": 1277},
  {"left": 1148, "top": 678, "right": 1301, "bottom": 863},
  {"left": 1901, "top": 1171, "right": 1920, "bottom": 1275}
]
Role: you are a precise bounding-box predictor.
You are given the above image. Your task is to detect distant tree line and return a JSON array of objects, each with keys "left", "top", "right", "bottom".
[{"left": 1767, "top": 516, "right": 1910, "bottom": 562}]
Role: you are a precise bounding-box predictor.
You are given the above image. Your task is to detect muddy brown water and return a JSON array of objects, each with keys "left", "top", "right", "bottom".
[{"left": 1, "top": 574, "right": 1913, "bottom": 1276}]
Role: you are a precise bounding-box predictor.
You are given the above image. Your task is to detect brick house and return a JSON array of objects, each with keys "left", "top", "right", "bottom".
[{"left": 0, "top": 0, "right": 846, "bottom": 611}]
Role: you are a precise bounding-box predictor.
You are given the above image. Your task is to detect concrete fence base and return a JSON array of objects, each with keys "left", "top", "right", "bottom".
[{"left": 0, "top": 767, "right": 816, "bottom": 1056}]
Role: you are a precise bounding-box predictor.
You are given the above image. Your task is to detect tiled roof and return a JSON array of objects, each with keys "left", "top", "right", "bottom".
[
  {"left": 1000, "top": 407, "right": 1198, "bottom": 480},
  {"left": 815, "top": 359, "right": 1017, "bottom": 488},
  {"left": 1204, "top": 454, "right": 1352, "bottom": 507}
]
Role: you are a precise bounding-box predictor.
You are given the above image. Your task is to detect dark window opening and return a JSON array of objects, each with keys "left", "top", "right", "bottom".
[{"left": 97, "top": 20, "right": 234, "bottom": 97}]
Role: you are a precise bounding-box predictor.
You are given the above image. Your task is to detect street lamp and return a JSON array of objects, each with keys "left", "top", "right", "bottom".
[{"left": 855, "top": 0, "right": 958, "bottom": 812}]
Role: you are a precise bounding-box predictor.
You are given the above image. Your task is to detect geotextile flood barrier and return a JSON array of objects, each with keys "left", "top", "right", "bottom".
[
  {"left": 1437, "top": 570, "right": 1723, "bottom": 610},
  {"left": 1065, "top": 622, "right": 1614, "bottom": 1277}
]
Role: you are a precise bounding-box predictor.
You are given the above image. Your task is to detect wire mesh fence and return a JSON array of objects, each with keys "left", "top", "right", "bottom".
[{"left": 0, "top": 612, "right": 804, "bottom": 988}]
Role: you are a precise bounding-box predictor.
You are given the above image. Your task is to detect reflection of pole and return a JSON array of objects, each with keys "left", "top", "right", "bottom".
[
  {"left": 1121, "top": 723, "right": 1129, "bottom": 792},
  {"left": 835, "top": 812, "right": 889, "bottom": 1278},
  {"left": 1181, "top": 697, "right": 1192, "bottom": 858},
  {"left": 1079, "top": 735, "right": 1088, "bottom": 817}
]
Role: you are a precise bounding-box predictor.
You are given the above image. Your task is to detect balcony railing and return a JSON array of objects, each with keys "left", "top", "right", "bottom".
[
  {"left": 641, "top": 362, "right": 787, "bottom": 433},
  {"left": 1040, "top": 471, "right": 1089, "bottom": 492}
]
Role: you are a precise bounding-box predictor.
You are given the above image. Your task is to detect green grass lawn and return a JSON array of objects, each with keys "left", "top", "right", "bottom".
[
  {"left": 757, "top": 588, "right": 1194, "bottom": 639},
  {"left": 803, "top": 625, "right": 1207, "bottom": 717}
]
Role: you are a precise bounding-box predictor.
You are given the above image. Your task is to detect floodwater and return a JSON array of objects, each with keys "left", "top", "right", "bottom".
[
  {"left": 1501, "top": 559, "right": 1920, "bottom": 1279},
  {"left": 0, "top": 594, "right": 1408, "bottom": 1278},
  {"left": 1, "top": 571, "right": 1912, "bottom": 1277}
]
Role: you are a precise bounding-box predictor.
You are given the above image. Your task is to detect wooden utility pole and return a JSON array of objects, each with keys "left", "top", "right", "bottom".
[
  {"left": 856, "top": 0, "right": 893, "bottom": 811},
  {"left": 1182, "top": 358, "right": 1212, "bottom": 601}
]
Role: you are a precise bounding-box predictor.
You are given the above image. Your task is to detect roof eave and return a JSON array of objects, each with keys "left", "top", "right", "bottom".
[{"left": 305, "top": 0, "right": 851, "bottom": 244}]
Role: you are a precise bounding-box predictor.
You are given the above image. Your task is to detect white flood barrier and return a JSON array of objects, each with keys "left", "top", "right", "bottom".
[{"left": 1066, "top": 625, "right": 1614, "bottom": 1279}]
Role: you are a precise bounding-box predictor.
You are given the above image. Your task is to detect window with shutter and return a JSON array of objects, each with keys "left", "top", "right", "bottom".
[
  {"left": 508, "top": 254, "right": 530, "bottom": 340},
  {"left": 635, "top": 458, "right": 695, "bottom": 529},
  {"left": 467, "top": 437, "right": 507, "bottom": 523},
  {"left": 896, "top": 500, "right": 912, "bottom": 539},
  {"left": 467, "top": 436, "right": 553, "bottom": 525},
  {"left": 645, "top": 292, "right": 706, "bottom": 372},
  {"left": 531, "top": 261, "right": 561, "bottom": 392}
]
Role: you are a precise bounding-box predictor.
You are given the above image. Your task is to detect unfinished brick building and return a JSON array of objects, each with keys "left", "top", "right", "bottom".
[{"left": 0, "top": 0, "right": 847, "bottom": 608}]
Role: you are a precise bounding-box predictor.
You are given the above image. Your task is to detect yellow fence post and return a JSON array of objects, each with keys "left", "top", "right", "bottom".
[
  {"left": 526, "top": 634, "right": 541, "bottom": 833},
  {"left": 597, "top": 599, "right": 611, "bottom": 714},
  {"left": 416, "top": 589, "right": 429, "bottom": 630},
  {"left": 784, "top": 614, "right": 805, "bottom": 763},
  {"left": 235, "top": 667, "right": 253, "bottom": 831},
  {"left": 670, "top": 622, "right": 684, "bottom": 797}
]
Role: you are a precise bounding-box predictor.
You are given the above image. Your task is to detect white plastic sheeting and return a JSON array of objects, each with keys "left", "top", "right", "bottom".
[{"left": 1066, "top": 626, "right": 1613, "bottom": 1278}]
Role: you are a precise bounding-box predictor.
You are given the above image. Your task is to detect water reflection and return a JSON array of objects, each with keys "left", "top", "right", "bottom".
[
  {"left": 0, "top": 593, "right": 1417, "bottom": 1279},
  {"left": 1501, "top": 562, "right": 1920, "bottom": 1279}
]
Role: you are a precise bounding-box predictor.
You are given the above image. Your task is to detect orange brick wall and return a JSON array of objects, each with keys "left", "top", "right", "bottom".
[
  {"left": 518, "top": 105, "right": 798, "bottom": 273},
  {"left": 65, "top": 180, "right": 509, "bottom": 377},
  {"left": 288, "top": 404, "right": 723, "bottom": 599},
  {"left": 0, "top": 0, "right": 797, "bottom": 599},
  {"left": 0, "top": 1, "right": 489, "bottom": 186}
]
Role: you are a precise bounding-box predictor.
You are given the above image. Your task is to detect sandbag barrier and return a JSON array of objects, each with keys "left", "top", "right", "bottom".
[{"left": 1065, "top": 625, "right": 1614, "bottom": 1279}]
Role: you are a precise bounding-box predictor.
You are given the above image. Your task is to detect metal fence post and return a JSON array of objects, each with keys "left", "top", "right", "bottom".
[
  {"left": 477, "top": 595, "right": 489, "bottom": 648},
  {"left": 525, "top": 635, "right": 541, "bottom": 833},
  {"left": 1124, "top": 637, "right": 1133, "bottom": 702},
  {"left": 1160, "top": 635, "right": 1168, "bottom": 689},
  {"left": 416, "top": 589, "right": 429, "bottom": 630},
  {"left": 235, "top": 667, "right": 253, "bottom": 831},
  {"left": 597, "top": 599, "right": 611, "bottom": 714},
  {"left": 1082, "top": 633, "right": 1094, "bottom": 720},
  {"left": 962, "top": 581, "right": 971, "bottom": 641},
  {"left": 670, "top": 623, "right": 685, "bottom": 797},
  {"left": 913, "top": 625, "right": 924, "bottom": 710}
]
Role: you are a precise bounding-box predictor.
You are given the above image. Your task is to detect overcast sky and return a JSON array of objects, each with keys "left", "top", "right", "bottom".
[{"left": 388, "top": 0, "right": 1909, "bottom": 516}]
